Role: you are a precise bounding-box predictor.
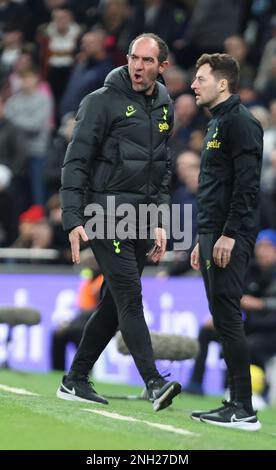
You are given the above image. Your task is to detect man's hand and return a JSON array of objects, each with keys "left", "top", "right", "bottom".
[
  {"left": 69, "top": 226, "right": 89, "bottom": 264},
  {"left": 213, "top": 235, "right": 235, "bottom": 268},
  {"left": 148, "top": 227, "right": 167, "bottom": 263},
  {"left": 241, "top": 295, "right": 265, "bottom": 311},
  {"left": 190, "top": 243, "right": 200, "bottom": 270}
]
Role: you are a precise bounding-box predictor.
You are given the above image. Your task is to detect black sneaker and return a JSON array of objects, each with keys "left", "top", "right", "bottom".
[
  {"left": 190, "top": 400, "right": 232, "bottom": 422},
  {"left": 147, "top": 377, "right": 181, "bottom": 412},
  {"left": 56, "top": 374, "right": 108, "bottom": 405},
  {"left": 200, "top": 401, "right": 261, "bottom": 431}
]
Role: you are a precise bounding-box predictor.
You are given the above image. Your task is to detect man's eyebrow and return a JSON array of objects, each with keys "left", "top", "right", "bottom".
[{"left": 130, "top": 53, "right": 155, "bottom": 60}]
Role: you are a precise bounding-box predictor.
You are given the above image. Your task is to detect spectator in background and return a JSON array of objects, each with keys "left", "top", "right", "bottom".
[
  {"left": 173, "top": 0, "right": 249, "bottom": 68},
  {"left": 259, "top": 148, "right": 276, "bottom": 231},
  {"left": 37, "top": 7, "right": 82, "bottom": 106},
  {"left": 243, "top": 230, "right": 276, "bottom": 374},
  {"left": 69, "top": 1, "right": 100, "bottom": 29},
  {"left": 173, "top": 150, "right": 199, "bottom": 217},
  {"left": 0, "top": 0, "right": 29, "bottom": 41},
  {"left": 98, "top": 0, "right": 132, "bottom": 60},
  {"left": 166, "top": 150, "right": 200, "bottom": 275},
  {"left": 238, "top": 79, "right": 260, "bottom": 108},
  {"left": 23, "top": 0, "right": 75, "bottom": 42},
  {"left": 262, "top": 99, "right": 276, "bottom": 159},
  {"left": 7, "top": 52, "right": 55, "bottom": 126},
  {"left": 8, "top": 51, "right": 37, "bottom": 95},
  {"left": 46, "top": 193, "right": 71, "bottom": 264},
  {"left": 255, "top": 14, "right": 276, "bottom": 93},
  {"left": 255, "top": 103, "right": 276, "bottom": 230},
  {"left": 0, "top": 94, "right": 26, "bottom": 246},
  {"left": 45, "top": 112, "right": 75, "bottom": 196},
  {"left": 169, "top": 93, "right": 207, "bottom": 166},
  {"left": 12, "top": 204, "right": 49, "bottom": 249},
  {"left": 0, "top": 24, "right": 25, "bottom": 76},
  {"left": 51, "top": 253, "right": 104, "bottom": 371},
  {"left": 163, "top": 65, "right": 189, "bottom": 100},
  {"left": 260, "top": 55, "right": 276, "bottom": 107},
  {"left": 130, "top": 0, "right": 181, "bottom": 49},
  {"left": 224, "top": 35, "right": 255, "bottom": 83},
  {"left": 187, "top": 128, "right": 205, "bottom": 155},
  {"left": 246, "top": 0, "right": 275, "bottom": 68},
  {"left": 59, "top": 28, "right": 113, "bottom": 118},
  {"left": 5, "top": 68, "right": 53, "bottom": 206},
  {"left": 261, "top": 148, "right": 276, "bottom": 196}
]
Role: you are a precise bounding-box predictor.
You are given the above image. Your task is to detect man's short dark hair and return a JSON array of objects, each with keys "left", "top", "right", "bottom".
[
  {"left": 128, "top": 33, "right": 169, "bottom": 63},
  {"left": 196, "top": 53, "right": 240, "bottom": 94}
]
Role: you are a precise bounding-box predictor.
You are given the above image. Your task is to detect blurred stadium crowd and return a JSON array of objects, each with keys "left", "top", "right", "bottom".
[
  {"left": 0, "top": 0, "right": 273, "bottom": 259},
  {"left": 0, "top": 0, "right": 276, "bottom": 265}
]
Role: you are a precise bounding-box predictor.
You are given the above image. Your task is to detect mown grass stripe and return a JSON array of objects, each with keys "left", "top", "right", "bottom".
[
  {"left": 0, "top": 384, "right": 39, "bottom": 396},
  {"left": 83, "top": 408, "right": 199, "bottom": 437}
]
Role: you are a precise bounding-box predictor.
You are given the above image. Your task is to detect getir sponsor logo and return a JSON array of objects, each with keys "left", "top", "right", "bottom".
[
  {"left": 159, "top": 122, "right": 169, "bottom": 132},
  {"left": 206, "top": 139, "right": 221, "bottom": 150}
]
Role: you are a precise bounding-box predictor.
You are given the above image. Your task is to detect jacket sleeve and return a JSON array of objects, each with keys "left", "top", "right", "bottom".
[
  {"left": 222, "top": 114, "right": 263, "bottom": 238},
  {"left": 60, "top": 92, "right": 110, "bottom": 232}
]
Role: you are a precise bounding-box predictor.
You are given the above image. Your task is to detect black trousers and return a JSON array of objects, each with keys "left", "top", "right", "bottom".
[
  {"left": 70, "top": 236, "right": 159, "bottom": 384},
  {"left": 199, "top": 233, "right": 254, "bottom": 403}
]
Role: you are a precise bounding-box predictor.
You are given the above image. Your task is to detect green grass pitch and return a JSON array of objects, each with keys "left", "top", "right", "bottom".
[{"left": 0, "top": 370, "right": 275, "bottom": 450}]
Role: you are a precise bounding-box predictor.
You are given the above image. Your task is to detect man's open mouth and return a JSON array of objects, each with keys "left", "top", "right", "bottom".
[{"left": 134, "top": 73, "right": 143, "bottom": 83}]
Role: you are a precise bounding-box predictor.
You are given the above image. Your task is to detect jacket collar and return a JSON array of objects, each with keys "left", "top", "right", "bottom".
[
  {"left": 104, "top": 65, "right": 171, "bottom": 108},
  {"left": 210, "top": 94, "right": 240, "bottom": 116}
]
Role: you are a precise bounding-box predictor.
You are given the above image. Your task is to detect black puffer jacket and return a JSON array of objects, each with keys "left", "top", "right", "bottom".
[{"left": 60, "top": 65, "right": 173, "bottom": 232}]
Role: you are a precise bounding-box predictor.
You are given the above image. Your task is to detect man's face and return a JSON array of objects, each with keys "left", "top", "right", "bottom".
[
  {"left": 53, "top": 10, "right": 71, "bottom": 33},
  {"left": 255, "top": 241, "right": 276, "bottom": 269},
  {"left": 81, "top": 31, "right": 105, "bottom": 57},
  {"left": 191, "top": 63, "right": 223, "bottom": 109},
  {"left": 127, "top": 38, "right": 167, "bottom": 95}
]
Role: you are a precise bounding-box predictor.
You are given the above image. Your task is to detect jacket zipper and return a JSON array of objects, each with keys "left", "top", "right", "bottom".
[{"left": 146, "top": 98, "right": 154, "bottom": 201}]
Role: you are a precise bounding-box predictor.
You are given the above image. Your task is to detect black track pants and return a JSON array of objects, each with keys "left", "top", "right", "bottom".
[
  {"left": 199, "top": 233, "right": 254, "bottom": 403},
  {"left": 70, "top": 236, "right": 159, "bottom": 384}
]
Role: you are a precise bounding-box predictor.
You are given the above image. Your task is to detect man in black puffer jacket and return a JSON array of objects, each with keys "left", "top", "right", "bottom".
[{"left": 57, "top": 33, "right": 181, "bottom": 411}]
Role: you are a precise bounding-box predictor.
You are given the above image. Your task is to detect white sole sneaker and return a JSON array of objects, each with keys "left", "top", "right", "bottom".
[
  {"left": 56, "top": 388, "right": 105, "bottom": 404},
  {"left": 153, "top": 383, "right": 181, "bottom": 412},
  {"left": 200, "top": 417, "right": 262, "bottom": 431},
  {"left": 190, "top": 411, "right": 204, "bottom": 422}
]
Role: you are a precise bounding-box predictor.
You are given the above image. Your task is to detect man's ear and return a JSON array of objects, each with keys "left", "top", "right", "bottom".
[
  {"left": 159, "top": 60, "right": 169, "bottom": 74},
  {"left": 219, "top": 78, "right": 228, "bottom": 93}
]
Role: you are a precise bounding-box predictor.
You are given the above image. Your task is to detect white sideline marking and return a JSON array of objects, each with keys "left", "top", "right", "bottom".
[
  {"left": 83, "top": 408, "right": 199, "bottom": 437},
  {"left": 0, "top": 384, "right": 39, "bottom": 396}
]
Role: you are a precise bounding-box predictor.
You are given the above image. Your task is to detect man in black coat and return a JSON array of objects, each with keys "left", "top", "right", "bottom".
[
  {"left": 57, "top": 33, "right": 181, "bottom": 411},
  {"left": 190, "top": 53, "right": 263, "bottom": 431}
]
